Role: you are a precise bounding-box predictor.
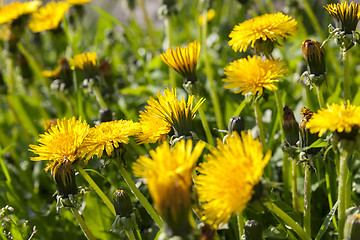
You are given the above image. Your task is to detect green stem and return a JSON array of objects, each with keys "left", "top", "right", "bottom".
[
  {"left": 301, "top": 0, "right": 325, "bottom": 39},
  {"left": 202, "top": 9, "right": 225, "bottom": 131},
  {"left": 164, "top": 17, "right": 176, "bottom": 89},
  {"left": 70, "top": 208, "right": 96, "bottom": 240},
  {"left": 93, "top": 84, "right": 107, "bottom": 109},
  {"left": 125, "top": 229, "right": 136, "bottom": 240},
  {"left": 291, "top": 157, "right": 298, "bottom": 212},
  {"left": 325, "top": 163, "right": 338, "bottom": 230},
  {"left": 303, "top": 162, "right": 312, "bottom": 236},
  {"left": 274, "top": 90, "right": 290, "bottom": 200},
  {"left": 264, "top": 201, "right": 311, "bottom": 240},
  {"left": 254, "top": 99, "right": 271, "bottom": 178},
  {"left": 139, "top": 0, "right": 156, "bottom": 55},
  {"left": 343, "top": 49, "right": 351, "bottom": 102},
  {"left": 77, "top": 166, "right": 116, "bottom": 216},
  {"left": 315, "top": 85, "right": 325, "bottom": 109},
  {"left": 237, "top": 212, "right": 244, "bottom": 240},
  {"left": 116, "top": 162, "right": 163, "bottom": 228},
  {"left": 338, "top": 149, "right": 349, "bottom": 240},
  {"left": 196, "top": 98, "right": 214, "bottom": 145}
]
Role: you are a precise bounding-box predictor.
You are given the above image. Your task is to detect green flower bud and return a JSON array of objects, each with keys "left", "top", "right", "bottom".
[
  {"left": 51, "top": 158, "right": 78, "bottom": 200},
  {"left": 244, "top": 220, "right": 262, "bottom": 240},
  {"left": 302, "top": 39, "right": 326, "bottom": 77},
  {"left": 228, "top": 116, "right": 245, "bottom": 134},
  {"left": 113, "top": 190, "right": 133, "bottom": 217},
  {"left": 344, "top": 211, "right": 360, "bottom": 240},
  {"left": 283, "top": 106, "right": 299, "bottom": 146}
]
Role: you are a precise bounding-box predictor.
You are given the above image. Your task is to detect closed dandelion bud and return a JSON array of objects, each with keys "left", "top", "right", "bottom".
[
  {"left": 51, "top": 158, "right": 78, "bottom": 199},
  {"left": 58, "top": 58, "right": 73, "bottom": 88},
  {"left": 98, "top": 108, "right": 113, "bottom": 123},
  {"left": 228, "top": 116, "right": 245, "bottom": 134},
  {"left": 113, "top": 190, "right": 133, "bottom": 217},
  {"left": 283, "top": 106, "right": 299, "bottom": 146},
  {"left": 302, "top": 39, "right": 326, "bottom": 77},
  {"left": 299, "top": 107, "right": 320, "bottom": 154},
  {"left": 244, "top": 220, "right": 262, "bottom": 240},
  {"left": 158, "top": 0, "right": 178, "bottom": 16},
  {"left": 17, "top": 53, "right": 33, "bottom": 83},
  {"left": 0, "top": 71, "right": 8, "bottom": 95},
  {"left": 200, "top": 224, "right": 215, "bottom": 240},
  {"left": 344, "top": 212, "right": 360, "bottom": 240},
  {"left": 254, "top": 39, "right": 275, "bottom": 59}
]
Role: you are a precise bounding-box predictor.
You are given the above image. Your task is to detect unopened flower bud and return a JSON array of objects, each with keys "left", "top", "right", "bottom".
[
  {"left": 244, "top": 220, "right": 262, "bottom": 240},
  {"left": 113, "top": 190, "right": 133, "bottom": 217},
  {"left": 344, "top": 212, "right": 360, "bottom": 240},
  {"left": 228, "top": 116, "right": 245, "bottom": 134},
  {"left": 98, "top": 108, "right": 112, "bottom": 123},
  {"left": 51, "top": 158, "right": 78, "bottom": 199},
  {"left": 302, "top": 39, "right": 326, "bottom": 77},
  {"left": 283, "top": 106, "right": 299, "bottom": 146},
  {"left": 299, "top": 107, "right": 320, "bottom": 154}
]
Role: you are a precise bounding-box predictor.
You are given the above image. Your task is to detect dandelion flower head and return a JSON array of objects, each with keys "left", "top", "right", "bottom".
[
  {"left": 28, "top": 1, "right": 70, "bottom": 33},
  {"left": 196, "top": 131, "right": 271, "bottom": 227},
  {"left": 160, "top": 41, "right": 201, "bottom": 83},
  {"left": 67, "top": 0, "right": 92, "bottom": 5},
  {"left": 136, "top": 88, "right": 205, "bottom": 143},
  {"left": 133, "top": 140, "right": 205, "bottom": 220},
  {"left": 223, "top": 55, "right": 287, "bottom": 96},
  {"left": 324, "top": 2, "right": 360, "bottom": 34},
  {"left": 199, "top": 9, "right": 215, "bottom": 25},
  {"left": 70, "top": 52, "right": 97, "bottom": 71},
  {"left": 229, "top": 12, "right": 297, "bottom": 52},
  {"left": 29, "top": 117, "right": 89, "bottom": 171},
  {"left": 0, "top": 1, "right": 41, "bottom": 25},
  {"left": 78, "top": 120, "right": 141, "bottom": 163},
  {"left": 307, "top": 101, "right": 360, "bottom": 137}
]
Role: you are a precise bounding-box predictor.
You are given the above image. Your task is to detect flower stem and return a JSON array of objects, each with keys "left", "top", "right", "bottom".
[
  {"left": 264, "top": 201, "right": 311, "bottom": 240},
  {"left": 196, "top": 98, "right": 214, "bottom": 146},
  {"left": 76, "top": 166, "right": 116, "bottom": 216},
  {"left": 70, "top": 207, "right": 96, "bottom": 240},
  {"left": 237, "top": 212, "right": 244, "bottom": 240},
  {"left": 164, "top": 17, "right": 176, "bottom": 89},
  {"left": 202, "top": 9, "right": 225, "bottom": 131},
  {"left": 93, "top": 84, "right": 107, "bottom": 109},
  {"left": 303, "top": 162, "right": 312, "bottom": 236},
  {"left": 343, "top": 49, "right": 351, "bottom": 102},
  {"left": 125, "top": 229, "right": 137, "bottom": 240},
  {"left": 274, "top": 90, "right": 290, "bottom": 200},
  {"left": 116, "top": 162, "right": 163, "bottom": 228},
  {"left": 325, "top": 163, "right": 338, "bottom": 230},
  {"left": 291, "top": 157, "right": 298, "bottom": 212},
  {"left": 315, "top": 85, "right": 325, "bottom": 109},
  {"left": 338, "top": 149, "right": 350, "bottom": 240},
  {"left": 254, "top": 99, "right": 271, "bottom": 178}
]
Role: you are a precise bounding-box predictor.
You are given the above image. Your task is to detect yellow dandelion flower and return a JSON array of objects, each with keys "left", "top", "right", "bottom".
[
  {"left": 70, "top": 52, "right": 98, "bottom": 77},
  {"left": 199, "top": 9, "right": 215, "bottom": 25},
  {"left": 28, "top": 1, "right": 70, "bottom": 33},
  {"left": 42, "top": 67, "right": 60, "bottom": 78},
  {"left": 67, "top": 0, "right": 92, "bottom": 5},
  {"left": 229, "top": 12, "right": 297, "bottom": 53},
  {"left": 324, "top": 2, "right": 360, "bottom": 34},
  {"left": 70, "top": 52, "right": 97, "bottom": 70},
  {"left": 223, "top": 55, "right": 287, "bottom": 96},
  {"left": 136, "top": 88, "right": 205, "bottom": 144},
  {"left": 307, "top": 101, "right": 360, "bottom": 137},
  {"left": 78, "top": 120, "right": 141, "bottom": 163},
  {"left": 195, "top": 131, "right": 271, "bottom": 227},
  {"left": 0, "top": 1, "right": 41, "bottom": 25},
  {"left": 160, "top": 41, "right": 201, "bottom": 83},
  {"left": 29, "top": 117, "right": 89, "bottom": 171},
  {"left": 133, "top": 140, "right": 205, "bottom": 231}
]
